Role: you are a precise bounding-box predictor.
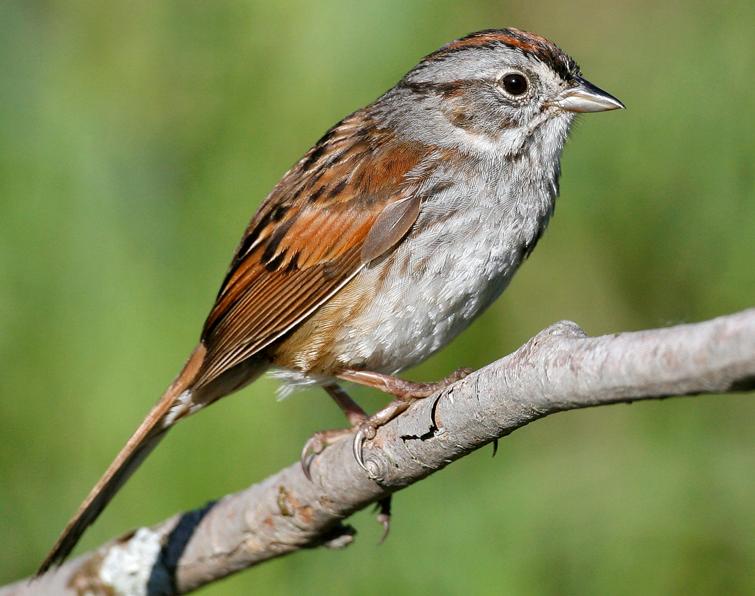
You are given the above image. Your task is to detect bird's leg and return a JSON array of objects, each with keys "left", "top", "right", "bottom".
[
  {"left": 337, "top": 368, "right": 473, "bottom": 399},
  {"left": 338, "top": 368, "right": 473, "bottom": 472},
  {"left": 325, "top": 383, "right": 369, "bottom": 426}
]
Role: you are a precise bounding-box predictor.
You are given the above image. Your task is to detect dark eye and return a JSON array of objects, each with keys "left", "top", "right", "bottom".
[{"left": 500, "top": 72, "right": 528, "bottom": 96}]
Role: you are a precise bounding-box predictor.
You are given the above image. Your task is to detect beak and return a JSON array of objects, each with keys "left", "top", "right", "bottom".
[{"left": 554, "top": 77, "right": 625, "bottom": 113}]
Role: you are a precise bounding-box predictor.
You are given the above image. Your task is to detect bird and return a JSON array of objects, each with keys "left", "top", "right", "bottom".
[{"left": 38, "top": 27, "right": 624, "bottom": 574}]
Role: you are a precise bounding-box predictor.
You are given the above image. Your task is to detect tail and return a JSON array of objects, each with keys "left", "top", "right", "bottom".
[{"left": 36, "top": 345, "right": 207, "bottom": 576}]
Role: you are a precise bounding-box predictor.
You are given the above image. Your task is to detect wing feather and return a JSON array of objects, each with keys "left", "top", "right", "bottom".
[{"left": 194, "top": 112, "right": 435, "bottom": 387}]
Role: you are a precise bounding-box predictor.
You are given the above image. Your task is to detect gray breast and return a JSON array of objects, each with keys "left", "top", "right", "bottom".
[{"left": 336, "top": 152, "right": 558, "bottom": 373}]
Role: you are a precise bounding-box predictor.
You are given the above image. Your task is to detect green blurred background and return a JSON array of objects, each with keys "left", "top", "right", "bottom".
[{"left": 1, "top": 1, "right": 753, "bottom": 593}]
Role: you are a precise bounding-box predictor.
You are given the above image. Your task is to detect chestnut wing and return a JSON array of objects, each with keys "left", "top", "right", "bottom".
[{"left": 195, "top": 116, "right": 431, "bottom": 387}]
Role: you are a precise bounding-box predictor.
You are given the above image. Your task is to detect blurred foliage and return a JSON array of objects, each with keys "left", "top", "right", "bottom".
[{"left": 1, "top": 1, "right": 753, "bottom": 594}]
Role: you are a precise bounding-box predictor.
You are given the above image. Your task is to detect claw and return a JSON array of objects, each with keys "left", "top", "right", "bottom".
[
  {"left": 301, "top": 429, "right": 357, "bottom": 481},
  {"left": 375, "top": 497, "right": 391, "bottom": 544},
  {"left": 377, "top": 514, "right": 390, "bottom": 544},
  {"left": 300, "top": 436, "right": 321, "bottom": 481},
  {"left": 352, "top": 423, "right": 378, "bottom": 473},
  {"left": 352, "top": 427, "right": 368, "bottom": 472}
]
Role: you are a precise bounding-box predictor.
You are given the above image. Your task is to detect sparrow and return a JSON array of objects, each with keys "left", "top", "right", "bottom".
[{"left": 38, "top": 28, "right": 624, "bottom": 574}]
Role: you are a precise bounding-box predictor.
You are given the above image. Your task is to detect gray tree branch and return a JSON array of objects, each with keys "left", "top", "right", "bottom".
[{"left": 5, "top": 309, "right": 754, "bottom": 595}]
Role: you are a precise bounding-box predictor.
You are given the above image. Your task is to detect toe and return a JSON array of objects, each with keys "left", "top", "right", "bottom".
[
  {"left": 451, "top": 367, "right": 474, "bottom": 381},
  {"left": 375, "top": 496, "right": 392, "bottom": 543},
  {"left": 300, "top": 435, "right": 322, "bottom": 481},
  {"left": 352, "top": 427, "right": 368, "bottom": 472}
]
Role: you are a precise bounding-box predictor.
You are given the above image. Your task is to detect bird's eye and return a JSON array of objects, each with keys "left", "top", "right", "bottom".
[{"left": 500, "top": 72, "right": 529, "bottom": 96}]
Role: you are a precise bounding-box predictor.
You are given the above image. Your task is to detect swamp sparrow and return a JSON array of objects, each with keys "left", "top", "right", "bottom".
[{"left": 39, "top": 28, "right": 623, "bottom": 573}]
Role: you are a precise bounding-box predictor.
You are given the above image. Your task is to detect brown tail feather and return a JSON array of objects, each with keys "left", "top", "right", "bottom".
[{"left": 36, "top": 345, "right": 207, "bottom": 576}]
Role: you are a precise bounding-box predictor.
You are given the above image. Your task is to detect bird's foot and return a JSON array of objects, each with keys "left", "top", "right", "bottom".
[
  {"left": 305, "top": 369, "right": 474, "bottom": 478},
  {"left": 351, "top": 398, "right": 413, "bottom": 472},
  {"left": 301, "top": 426, "right": 361, "bottom": 481},
  {"left": 341, "top": 368, "right": 473, "bottom": 471},
  {"left": 300, "top": 426, "right": 392, "bottom": 541},
  {"left": 302, "top": 397, "right": 412, "bottom": 477}
]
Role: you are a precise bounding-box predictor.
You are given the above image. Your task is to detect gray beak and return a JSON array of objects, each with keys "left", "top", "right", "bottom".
[{"left": 554, "top": 77, "right": 625, "bottom": 113}]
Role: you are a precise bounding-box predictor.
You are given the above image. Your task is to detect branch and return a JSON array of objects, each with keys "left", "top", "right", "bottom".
[{"left": 6, "top": 309, "right": 754, "bottom": 595}]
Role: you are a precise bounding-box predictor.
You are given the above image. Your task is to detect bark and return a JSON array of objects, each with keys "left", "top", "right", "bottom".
[{"left": 4, "top": 309, "right": 754, "bottom": 595}]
